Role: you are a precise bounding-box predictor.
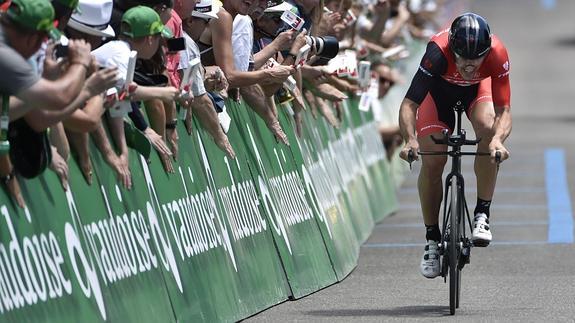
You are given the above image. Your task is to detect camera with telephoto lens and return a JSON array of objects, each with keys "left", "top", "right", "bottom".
[{"left": 304, "top": 35, "right": 339, "bottom": 59}]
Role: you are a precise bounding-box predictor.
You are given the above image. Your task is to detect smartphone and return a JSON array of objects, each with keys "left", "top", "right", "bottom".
[
  {"left": 167, "top": 37, "right": 185, "bottom": 52},
  {"left": 54, "top": 44, "right": 68, "bottom": 58}
]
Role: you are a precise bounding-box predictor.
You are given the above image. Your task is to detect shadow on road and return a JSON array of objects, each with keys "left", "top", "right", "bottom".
[
  {"left": 554, "top": 36, "right": 575, "bottom": 47},
  {"left": 306, "top": 305, "right": 451, "bottom": 318}
]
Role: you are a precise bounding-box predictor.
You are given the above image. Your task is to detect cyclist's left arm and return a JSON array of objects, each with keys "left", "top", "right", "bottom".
[
  {"left": 489, "top": 40, "right": 512, "bottom": 161},
  {"left": 489, "top": 105, "right": 512, "bottom": 161},
  {"left": 492, "top": 73, "right": 511, "bottom": 145}
]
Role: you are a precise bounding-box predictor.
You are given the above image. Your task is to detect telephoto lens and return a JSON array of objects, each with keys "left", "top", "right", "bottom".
[{"left": 305, "top": 35, "right": 339, "bottom": 59}]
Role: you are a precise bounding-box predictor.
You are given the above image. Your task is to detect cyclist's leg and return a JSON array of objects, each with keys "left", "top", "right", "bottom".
[
  {"left": 416, "top": 94, "right": 449, "bottom": 227},
  {"left": 416, "top": 95, "right": 449, "bottom": 278},
  {"left": 418, "top": 135, "right": 448, "bottom": 226},
  {"left": 468, "top": 79, "right": 496, "bottom": 245},
  {"left": 468, "top": 79, "right": 498, "bottom": 201}
]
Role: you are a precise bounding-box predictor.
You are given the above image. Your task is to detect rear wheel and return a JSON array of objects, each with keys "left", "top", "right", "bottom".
[{"left": 449, "top": 177, "right": 461, "bottom": 315}]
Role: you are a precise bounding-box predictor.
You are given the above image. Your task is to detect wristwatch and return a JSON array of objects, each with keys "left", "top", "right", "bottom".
[
  {"left": 1, "top": 168, "right": 15, "bottom": 185},
  {"left": 166, "top": 119, "right": 178, "bottom": 130}
]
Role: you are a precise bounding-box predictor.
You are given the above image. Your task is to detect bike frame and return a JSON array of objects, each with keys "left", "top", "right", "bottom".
[{"left": 416, "top": 101, "right": 491, "bottom": 315}]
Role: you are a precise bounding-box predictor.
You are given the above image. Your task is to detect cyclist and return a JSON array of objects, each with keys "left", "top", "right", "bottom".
[{"left": 398, "top": 13, "right": 512, "bottom": 278}]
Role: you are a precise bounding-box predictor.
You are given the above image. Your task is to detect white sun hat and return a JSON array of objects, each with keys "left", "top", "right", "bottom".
[
  {"left": 67, "top": 0, "right": 115, "bottom": 38},
  {"left": 192, "top": 0, "right": 221, "bottom": 20},
  {"left": 264, "top": 0, "right": 296, "bottom": 14}
]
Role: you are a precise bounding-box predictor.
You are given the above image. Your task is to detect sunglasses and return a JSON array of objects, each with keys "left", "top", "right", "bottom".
[{"left": 379, "top": 77, "right": 395, "bottom": 86}]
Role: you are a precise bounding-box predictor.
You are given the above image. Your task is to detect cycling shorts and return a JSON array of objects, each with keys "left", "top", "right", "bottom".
[{"left": 416, "top": 77, "right": 493, "bottom": 138}]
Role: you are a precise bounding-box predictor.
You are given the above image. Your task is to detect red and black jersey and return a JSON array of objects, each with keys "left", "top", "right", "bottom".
[{"left": 406, "top": 28, "right": 511, "bottom": 108}]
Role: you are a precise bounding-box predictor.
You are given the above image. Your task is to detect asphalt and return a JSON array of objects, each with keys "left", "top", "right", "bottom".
[{"left": 246, "top": 0, "right": 575, "bottom": 321}]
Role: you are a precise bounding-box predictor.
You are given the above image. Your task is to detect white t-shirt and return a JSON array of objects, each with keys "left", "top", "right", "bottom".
[
  {"left": 182, "top": 32, "right": 206, "bottom": 96},
  {"left": 91, "top": 40, "right": 131, "bottom": 90},
  {"left": 232, "top": 15, "right": 253, "bottom": 72}
]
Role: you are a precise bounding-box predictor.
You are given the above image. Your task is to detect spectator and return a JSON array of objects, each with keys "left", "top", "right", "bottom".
[
  {"left": 0, "top": 0, "right": 94, "bottom": 206},
  {"left": 196, "top": 0, "right": 294, "bottom": 88},
  {"left": 179, "top": 0, "right": 236, "bottom": 158},
  {"left": 91, "top": 5, "right": 183, "bottom": 188}
]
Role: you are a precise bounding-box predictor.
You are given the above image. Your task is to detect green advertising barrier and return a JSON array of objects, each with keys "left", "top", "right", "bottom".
[
  {"left": 291, "top": 106, "right": 361, "bottom": 280},
  {"left": 0, "top": 148, "right": 177, "bottom": 323},
  {"left": 135, "top": 125, "right": 266, "bottom": 322},
  {"left": 191, "top": 107, "right": 292, "bottom": 321},
  {"left": 229, "top": 101, "right": 337, "bottom": 298},
  {"left": 305, "top": 99, "right": 375, "bottom": 244},
  {"left": 346, "top": 98, "right": 399, "bottom": 221},
  {"left": 84, "top": 147, "right": 178, "bottom": 323},
  {"left": 0, "top": 92, "right": 399, "bottom": 322},
  {"left": 333, "top": 99, "right": 377, "bottom": 243}
]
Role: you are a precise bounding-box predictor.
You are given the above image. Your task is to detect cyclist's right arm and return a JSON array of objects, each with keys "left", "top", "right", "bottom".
[
  {"left": 399, "top": 42, "right": 445, "bottom": 161},
  {"left": 399, "top": 98, "right": 420, "bottom": 161}
]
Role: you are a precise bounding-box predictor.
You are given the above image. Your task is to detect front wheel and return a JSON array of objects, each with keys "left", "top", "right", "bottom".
[{"left": 449, "top": 176, "right": 461, "bottom": 315}]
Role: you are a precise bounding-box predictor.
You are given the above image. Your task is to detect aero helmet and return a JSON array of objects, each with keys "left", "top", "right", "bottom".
[{"left": 448, "top": 13, "right": 492, "bottom": 59}]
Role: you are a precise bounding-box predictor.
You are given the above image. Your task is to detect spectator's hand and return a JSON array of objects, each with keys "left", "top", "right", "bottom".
[
  {"left": 303, "top": 89, "right": 319, "bottom": 119},
  {"left": 204, "top": 66, "right": 228, "bottom": 92},
  {"left": 43, "top": 43, "right": 67, "bottom": 80},
  {"left": 397, "top": 2, "right": 411, "bottom": 23},
  {"left": 317, "top": 12, "right": 341, "bottom": 36},
  {"left": 488, "top": 139, "right": 509, "bottom": 163},
  {"left": 102, "top": 153, "right": 128, "bottom": 189},
  {"left": 214, "top": 133, "right": 236, "bottom": 159},
  {"left": 160, "top": 86, "right": 181, "bottom": 102},
  {"left": 267, "top": 118, "right": 289, "bottom": 145},
  {"left": 84, "top": 66, "right": 119, "bottom": 97},
  {"left": 184, "top": 107, "right": 193, "bottom": 135},
  {"left": 289, "top": 29, "right": 308, "bottom": 56},
  {"left": 334, "top": 101, "right": 343, "bottom": 123},
  {"left": 5, "top": 175, "right": 26, "bottom": 209},
  {"left": 144, "top": 128, "right": 174, "bottom": 173},
  {"left": 79, "top": 156, "right": 93, "bottom": 185},
  {"left": 291, "top": 94, "right": 305, "bottom": 138},
  {"left": 166, "top": 127, "right": 179, "bottom": 161},
  {"left": 67, "top": 39, "right": 92, "bottom": 67},
  {"left": 374, "top": 0, "right": 390, "bottom": 15},
  {"left": 49, "top": 147, "right": 70, "bottom": 190},
  {"left": 302, "top": 66, "right": 330, "bottom": 84},
  {"left": 313, "top": 83, "right": 348, "bottom": 102},
  {"left": 116, "top": 154, "right": 132, "bottom": 190},
  {"left": 317, "top": 97, "right": 340, "bottom": 128},
  {"left": 399, "top": 139, "right": 419, "bottom": 162},
  {"left": 273, "top": 29, "right": 297, "bottom": 52},
  {"left": 266, "top": 65, "right": 295, "bottom": 84}
]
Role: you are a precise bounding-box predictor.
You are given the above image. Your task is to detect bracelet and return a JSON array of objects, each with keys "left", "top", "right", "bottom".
[
  {"left": 71, "top": 61, "right": 90, "bottom": 71},
  {"left": 166, "top": 120, "right": 177, "bottom": 129}
]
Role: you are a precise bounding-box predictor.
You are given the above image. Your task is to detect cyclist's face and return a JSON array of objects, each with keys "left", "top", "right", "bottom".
[{"left": 454, "top": 53, "right": 485, "bottom": 80}]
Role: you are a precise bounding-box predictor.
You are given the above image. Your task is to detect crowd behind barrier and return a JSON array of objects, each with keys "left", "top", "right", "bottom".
[{"left": 0, "top": 0, "right": 460, "bottom": 321}]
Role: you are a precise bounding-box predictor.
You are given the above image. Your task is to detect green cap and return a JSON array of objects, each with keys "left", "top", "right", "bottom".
[
  {"left": 6, "top": 0, "right": 63, "bottom": 40},
  {"left": 121, "top": 6, "right": 173, "bottom": 39},
  {"left": 53, "top": 0, "right": 80, "bottom": 10}
]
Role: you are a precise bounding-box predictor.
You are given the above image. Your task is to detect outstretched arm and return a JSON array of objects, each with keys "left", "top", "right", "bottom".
[
  {"left": 488, "top": 105, "right": 512, "bottom": 161},
  {"left": 398, "top": 97, "right": 420, "bottom": 161}
]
